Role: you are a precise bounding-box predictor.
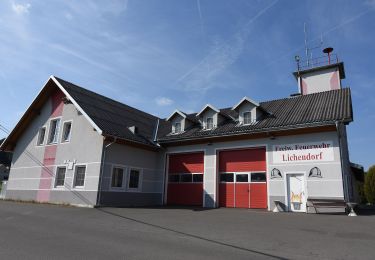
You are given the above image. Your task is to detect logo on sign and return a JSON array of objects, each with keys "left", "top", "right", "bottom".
[{"left": 273, "top": 141, "right": 334, "bottom": 164}]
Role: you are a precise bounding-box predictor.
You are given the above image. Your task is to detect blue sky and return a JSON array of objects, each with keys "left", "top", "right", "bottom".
[{"left": 0, "top": 0, "right": 374, "bottom": 169}]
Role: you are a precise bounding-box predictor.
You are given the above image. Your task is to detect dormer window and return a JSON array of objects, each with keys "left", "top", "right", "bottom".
[
  {"left": 174, "top": 122, "right": 181, "bottom": 133},
  {"left": 243, "top": 112, "right": 252, "bottom": 125},
  {"left": 206, "top": 117, "right": 213, "bottom": 130}
]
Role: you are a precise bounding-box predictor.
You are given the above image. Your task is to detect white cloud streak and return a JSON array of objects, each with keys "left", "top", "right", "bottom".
[
  {"left": 176, "top": 0, "right": 278, "bottom": 93},
  {"left": 11, "top": 2, "right": 31, "bottom": 15},
  {"left": 155, "top": 97, "right": 174, "bottom": 106}
]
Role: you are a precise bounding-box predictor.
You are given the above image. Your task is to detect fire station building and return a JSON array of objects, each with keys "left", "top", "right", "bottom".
[{"left": 0, "top": 55, "right": 360, "bottom": 212}]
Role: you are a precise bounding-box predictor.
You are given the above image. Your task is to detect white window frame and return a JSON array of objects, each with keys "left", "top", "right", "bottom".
[
  {"left": 205, "top": 117, "right": 214, "bottom": 130},
  {"left": 54, "top": 166, "right": 67, "bottom": 189},
  {"left": 73, "top": 164, "right": 87, "bottom": 189},
  {"left": 219, "top": 171, "right": 267, "bottom": 183},
  {"left": 47, "top": 117, "right": 62, "bottom": 145},
  {"left": 36, "top": 126, "right": 47, "bottom": 146},
  {"left": 174, "top": 122, "right": 182, "bottom": 134},
  {"left": 168, "top": 173, "right": 203, "bottom": 183},
  {"left": 243, "top": 111, "right": 252, "bottom": 125},
  {"left": 110, "top": 165, "right": 126, "bottom": 190},
  {"left": 127, "top": 167, "right": 143, "bottom": 192},
  {"left": 61, "top": 120, "right": 73, "bottom": 143}
]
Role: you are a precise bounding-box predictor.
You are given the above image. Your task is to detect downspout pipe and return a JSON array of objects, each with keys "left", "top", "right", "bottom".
[
  {"left": 96, "top": 137, "right": 117, "bottom": 207},
  {"left": 336, "top": 121, "right": 349, "bottom": 202}
]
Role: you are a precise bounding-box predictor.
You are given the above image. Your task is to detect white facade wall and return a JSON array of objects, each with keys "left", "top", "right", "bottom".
[
  {"left": 165, "top": 130, "right": 344, "bottom": 210},
  {"left": 6, "top": 91, "right": 104, "bottom": 206}
]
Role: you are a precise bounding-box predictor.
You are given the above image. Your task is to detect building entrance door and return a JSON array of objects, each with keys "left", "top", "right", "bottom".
[{"left": 287, "top": 174, "right": 306, "bottom": 212}]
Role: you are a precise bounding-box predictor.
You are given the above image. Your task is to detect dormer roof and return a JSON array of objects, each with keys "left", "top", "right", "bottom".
[
  {"left": 196, "top": 104, "right": 220, "bottom": 117},
  {"left": 232, "top": 96, "right": 260, "bottom": 111},
  {"left": 166, "top": 109, "right": 187, "bottom": 121}
]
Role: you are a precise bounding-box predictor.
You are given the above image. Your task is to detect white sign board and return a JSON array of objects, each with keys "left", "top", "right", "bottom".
[{"left": 273, "top": 141, "right": 334, "bottom": 164}]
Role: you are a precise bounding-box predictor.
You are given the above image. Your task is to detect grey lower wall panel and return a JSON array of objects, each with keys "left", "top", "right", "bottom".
[
  {"left": 98, "top": 192, "right": 163, "bottom": 207},
  {"left": 5, "top": 190, "right": 97, "bottom": 206},
  {"left": 269, "top": 196, "right": 287, "bottom": 211},
  {"left": 49, "top": 190, "right": 97, "bottom": 206},
  {"left": 5, "top": 190, "right": 38, "bottom": 202}
]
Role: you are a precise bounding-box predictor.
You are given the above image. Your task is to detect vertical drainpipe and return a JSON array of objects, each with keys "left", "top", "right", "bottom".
[
  {"left": 96, "top": 136, "right": 116, "bottom": 207},
  {"left": 336, "top": 121, "right": 349, "bottom": 202}
]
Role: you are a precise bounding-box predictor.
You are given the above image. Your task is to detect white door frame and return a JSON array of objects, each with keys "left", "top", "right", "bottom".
[{"left": 284, "top": 172, "right": 308, "bottom": 212}]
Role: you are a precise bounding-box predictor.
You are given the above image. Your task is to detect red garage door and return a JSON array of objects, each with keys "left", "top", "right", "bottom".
[
  {"left": 167, "top": 152, "right": 204, "bottom": 206},
  {"left": 219, "top": 148, "right": 267, "bottom": 209}
]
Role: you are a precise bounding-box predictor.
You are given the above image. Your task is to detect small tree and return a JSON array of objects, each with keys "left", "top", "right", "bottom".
[{"left": 364, "top": 165, "right": 375, "bottom": 204}]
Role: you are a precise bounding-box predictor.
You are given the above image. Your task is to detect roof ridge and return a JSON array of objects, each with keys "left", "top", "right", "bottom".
[{"left": 54, "top": 76, "right": 159, "bottom": 120}]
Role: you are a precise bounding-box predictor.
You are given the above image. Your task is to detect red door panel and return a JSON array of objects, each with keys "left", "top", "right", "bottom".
[
  {"left": 167, "top": 152, "right": 204, "bottom": 206},
  {"left": 219, "top": 183, "right": 235, "bottom": 207},
  {"left": 167, "top": 183, "right": 203, "bottom": 206},
  {"left": 235, "top": 183, "right": 249, "bottom": 208},
  {"left": 219, "top": 148, "right": 267, "bottom": 209},
  {"left": 250, "top": 183, "right": 267, "bottom": 209},
  {"left": 169, "top": 152, "right": 204, "bottom": 174},
  {"left": 219, "top": 148, "right": 266, "bottom": 172}
]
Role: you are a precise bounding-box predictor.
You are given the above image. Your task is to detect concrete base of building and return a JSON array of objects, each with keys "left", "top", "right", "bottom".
[
  {"left": 98, "top": 191, "right": 163, "bottom": 207},
  {"left": 5, "top": 189, "right": 97, "bottom": 207}
]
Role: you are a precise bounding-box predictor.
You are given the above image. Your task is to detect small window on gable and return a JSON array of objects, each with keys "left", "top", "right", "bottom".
[
  {"left": 206, "top": 117, "right": 213, "bottom": 130},
  {"left": 243, "top": 111, "right": 252, "bottom": 125},
  {"left": 37, "top": 127, "right": 46, "bottom": 146},
  {"left": 174, "top": 122, "right": 181, "bottom": 133},
  {"left": 48, "top": 118, "right": 61, "bottom": 144},
  {"left": 61, "top": 121, "right": 72, "bottom": 143}
]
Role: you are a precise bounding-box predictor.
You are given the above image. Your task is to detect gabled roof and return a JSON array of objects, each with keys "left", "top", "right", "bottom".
[
  {"left": 158, "top": 88, "right": 353, "bottom": 143},
  {"left": 196, "top": 104, "right": 220, "bottom": 117},
  {"left": 1, "top": 76, "right": 168, "bottom": 151},
  {"left": 232, "top": 96, "right": 260, "bottom": 110},
  {"left": 166, "top": 110, "right": 186, "bottom": 121}
]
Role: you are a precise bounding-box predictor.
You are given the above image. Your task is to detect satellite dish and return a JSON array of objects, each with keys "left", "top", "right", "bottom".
[{"left": 323, "top": 47, "right": 334, "bottom": 54}]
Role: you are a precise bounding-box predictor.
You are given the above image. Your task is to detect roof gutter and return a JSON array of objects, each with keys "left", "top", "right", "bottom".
[{"left": 158, "top": 120, "right": 350, "bottom": 144}]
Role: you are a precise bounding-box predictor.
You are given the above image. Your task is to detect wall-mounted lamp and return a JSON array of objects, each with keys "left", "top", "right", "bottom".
[
  {"left": 309, "top": 167, "right": 322, "bottom": 178},
  {"left": 271, "top": 168, "right": 282, "bottom": 179}
]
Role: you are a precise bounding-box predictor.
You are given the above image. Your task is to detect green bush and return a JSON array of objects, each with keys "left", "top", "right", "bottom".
[
  {"left": 357, "top": 182, "right": 367, "bottom": 204},
  {"left": 364, "top": 165, "right": 375, "bottom": 204}
]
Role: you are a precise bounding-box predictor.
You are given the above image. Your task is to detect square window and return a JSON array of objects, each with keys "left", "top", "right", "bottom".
[
  {"left": 48, "top": 118, "right": 61, "bottom": 144},
  {"left": 251, "top": 172, "right": 266, "bottom": 182},
  {"left": 37, "top": 127, "right": 46, "bottom": 146},
  {"left": 55, "top": 167, "right": 66, "bottom": 187},
  {"left": 236, "top": 174, "right": 249, "bottom": 183},
  {"left": 243, "top": 112, "right": 252, "bottom": 125},
  {"left": 220, "top": 173, "right": 234, "bottom": 182},
  {"left": 111, "top": 167, "right": 124, "bottom": 188},
  {"left": 128, "top": 169, "right": 141, "bottom": 189},
  {"left": 206, "top": 117, "right": 213, "bottom": 129},
  {"left": 61, "top": 121, "right": 72, "bottom": 142},
  {"left": 74, "top": 165, "right": 86, "bottom": 187}
]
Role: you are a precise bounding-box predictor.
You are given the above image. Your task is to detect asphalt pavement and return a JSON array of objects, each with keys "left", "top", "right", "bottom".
[{"left": 0, "top": 200, "right": 374, "bottom": 259}]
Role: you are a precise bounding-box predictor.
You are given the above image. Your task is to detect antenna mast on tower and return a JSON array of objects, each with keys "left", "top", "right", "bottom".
[{"left": 303, "top": 23, "right": 323, "bottom": 67}]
